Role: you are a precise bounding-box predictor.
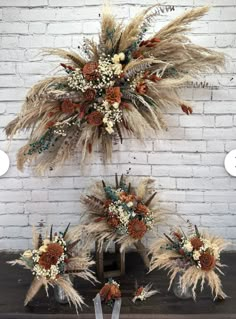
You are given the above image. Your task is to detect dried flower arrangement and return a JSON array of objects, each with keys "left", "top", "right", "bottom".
[
  {"left": 5, "top": 4, "right": 224, "bottom": 173},
  {"left": 132, "top": 282, "right": 159, "bottom": 303},
  {"left": 99, "top": 278, "right": 121, "bottom": 306},
  {"left": 72, "top": 174, "right": 162, "bottom": 267},
  {"left": 149, "top": 223, "right": 228, "bottom": 300},
  {"left": 8, "top": 225, "right": 96, "bottom": 312}
]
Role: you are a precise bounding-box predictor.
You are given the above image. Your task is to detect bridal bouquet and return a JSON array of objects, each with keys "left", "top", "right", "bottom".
[
  {"left": 149, "top": 223, "right": 228, "bottom": 300},
  {"left": 9, "top": 225, "right": 96, "bottom": 312},
  {"left": 74, "top": 174, "right": 162, "bottom": 267}
]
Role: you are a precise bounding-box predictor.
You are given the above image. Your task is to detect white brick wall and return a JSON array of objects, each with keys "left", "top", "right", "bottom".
[{"left": 0, "top": 0, "right": 236, "bottom": 250}]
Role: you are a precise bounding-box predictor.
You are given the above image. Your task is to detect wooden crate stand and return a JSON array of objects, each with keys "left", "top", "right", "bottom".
[{"left": 95, "top": 241, "right": 125, "bottom": 281}]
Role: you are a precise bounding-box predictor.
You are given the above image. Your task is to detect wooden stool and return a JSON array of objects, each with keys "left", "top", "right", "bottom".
[{"left": 95, "top": 241, "right": 125, "bottom": 281}]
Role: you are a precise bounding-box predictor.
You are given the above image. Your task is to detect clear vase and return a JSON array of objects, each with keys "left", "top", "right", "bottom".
[
  {"left": 54, "top": 274, "right": 72, "bottom": 304},
  {"left": 172, "top": 272, "right": 193, "bottom": 299}
]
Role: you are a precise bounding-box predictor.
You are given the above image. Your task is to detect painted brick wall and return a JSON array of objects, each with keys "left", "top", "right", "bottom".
[{"left": 0, "top": 0, "right": 235, "bottom": 250}]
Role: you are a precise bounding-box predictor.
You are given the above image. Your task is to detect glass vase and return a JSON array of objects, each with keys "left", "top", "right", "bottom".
[
  {"left": 172, "top": 272, "right": 193, "bottom": 299},
  {"left": 54, "top": 274, "right": 73, "bottom": 304}
]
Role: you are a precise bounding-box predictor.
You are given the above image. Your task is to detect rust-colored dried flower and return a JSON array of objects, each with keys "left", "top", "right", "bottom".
[
  {"left": 190, "top": 237, "right": 203, "bottom": 250},
  {"left": 136, "top": 82, "right": 147, "bottom": 95},
  {"left": 136, "top": 203, "right": 149, "bottom": 215},
  {"left": 100, "top": 283, "right": 121, "bottom": 303},
  {"left": 87, "top": 111, "right": 103, "bottom": 126},
  {"left": 104, "top": 199, "right": 112, "bottom": 208},
  {"left": 105, "top": 87, "right": 122, "bottom": 104},
  {"left": 84, "top": 88, "right": 96, "bottom": 101},
  {"left": 181, "top": 104, "right": 193, "bottom": 115},
  {"left": 119, "top": 191, "right": 135, "bottom": 203},
  {"left": 61, "top": 99, "right": 75, "bottom": 113},
  {"left": 107, "top": 215, "right": 120, "bottom": 228},
  {"left": 199, "top": 252, "right": 216, "bottom": 271},
  {"left": 135, "top": 287, "right": 144, "bottom": 296},
  {"left": 39, "top": 252, "right": 58, "bottom": 270},
  {"left": 173, "top": 232, "right": 182, "bottom": 241},
  {"left": 45, "top": 121, "right": 55, "bottom": 128},
  {"left": 82, "top": 62, "right": 99, "bottom": 81},
  {"left": 132, "top": 50, "right": 144, "bottom": 59},
  {"left": 47, "top": 243, "right": 64, "bottom": 258},
  {"left": 128, "top": 219, "right": 147, "bottom": 239}
]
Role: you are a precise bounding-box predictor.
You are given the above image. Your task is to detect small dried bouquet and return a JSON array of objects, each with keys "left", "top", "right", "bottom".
[
  {"left": 149, "top": 223, "right": 228, "bottom": 300},
  {"left": 99, "top": 278, "right": 121, "bottom": 306},
  {"left": 9, "top": 225, "right": 96, "bottom": 311}
]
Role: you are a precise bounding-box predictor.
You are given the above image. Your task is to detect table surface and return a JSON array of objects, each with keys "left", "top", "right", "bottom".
[{"left": 0, "top": 251, "right": 235, "bottom": 319}]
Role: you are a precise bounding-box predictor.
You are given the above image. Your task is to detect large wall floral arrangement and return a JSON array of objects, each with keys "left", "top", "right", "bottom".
[{"left": 5, "top": 5, "right": 224, "bottom": 173}]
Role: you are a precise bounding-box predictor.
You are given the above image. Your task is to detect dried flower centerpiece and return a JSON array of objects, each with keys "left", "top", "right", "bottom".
[
  {"left": 5, "top": 4, "right": 224, "bottom": 173},
  {"left": 8, "top": 225, "right": 96, "bottom": 312},
  {"left": 149, "top": 223, "right": 228, "bottom": 300},
  {"left": 73, "top": 174, "right": 163, "bottom": 268}
]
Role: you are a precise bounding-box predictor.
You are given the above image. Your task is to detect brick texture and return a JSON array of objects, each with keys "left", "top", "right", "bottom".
[{"left": 0, "top": 0, "right": 235, "bottom": 250}]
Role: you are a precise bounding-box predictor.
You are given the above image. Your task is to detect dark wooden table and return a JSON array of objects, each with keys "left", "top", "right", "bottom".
[{"left": 0, "top": 252, "right": 235, "bottom": 319}]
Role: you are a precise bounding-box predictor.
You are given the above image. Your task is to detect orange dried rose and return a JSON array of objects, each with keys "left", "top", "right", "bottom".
[
  {"left": 119, "top": 192, "right": 135, "bottom": 203},
  {"left": 61, "top": 99, "right": 75, "bottom": 113},
  {"left": 190, "top": 237, "right": 203, "bottom": 250},
  {"left": 199, "top": 252, "right": 216, "bottom": 271},
  {"left": 87, "top": 111, "right": 103, "bottom": 126},
  {"left": 84, "top": 88, "right": 96, "bottom": 101},
  {"left": 136, "top": 82, "right": 147, "bottom": 95},
  {"left": 128, "top": 219, "right": 147, "bottom": 239},
  {"left": 107, "top": 215, "right": 120, "bottom": 228},
  {"left": 100, "top": 283, "right": 121, "bottom": 303},
  {"left": 82, "top": 62, "right": 99, "bottom": 81},
  {"left": 109, "top": 284, "right": 121, "bottom": 299},
  {"left": 105, "top": 87, "right": 122, "bottom": 104},
  {"left": 136, "top": 203, "right": 149, "bottom": 215},
  {"left": 99, "top": 284, "right": 111, "bottom": 301}
]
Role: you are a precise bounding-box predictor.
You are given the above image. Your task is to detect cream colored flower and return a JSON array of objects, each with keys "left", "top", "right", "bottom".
[
  {"left": 193, "top": 250, "right": 201, "bottom": 261},
  {"left": 112, "top": 54, "right": 120, "bottom": 64},
  {"left": 43, "top": 239, "right": 50, "bottom": 245},
  {"left": 103, "top": 117, "right": 108, "bottom": 124},
  {"left": 39, "top": 245, "right": 48, "bottom": 253},
  {"left": 113, "top": 63, "right": 123, "bottom": 75},
  {"left": 183, "top": 241, "right": 193, "bottom": 252},
  {"left": 118, "top": 52, "right": 125, "bottom": 61},
  {"left": 105, "top": 126, "right": 114, "bottom": 134},
  {"left": 113, "top": 102, "right": 120, "bottom": 109},
  {"left": 23, "top": 250, "right": 32, "bottom": 258}
]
